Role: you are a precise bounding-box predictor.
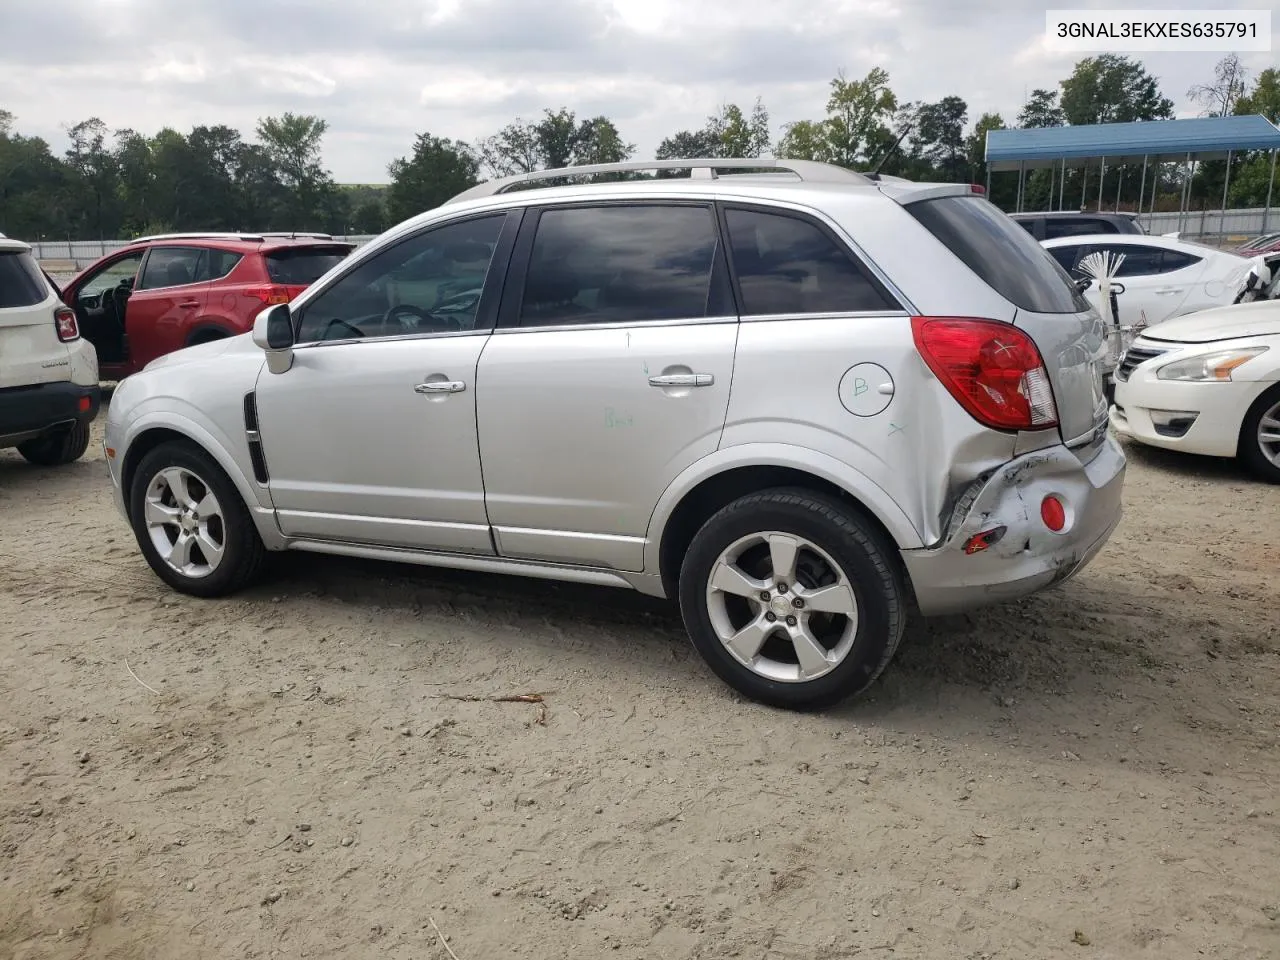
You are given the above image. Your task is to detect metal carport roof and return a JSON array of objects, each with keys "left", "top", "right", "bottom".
[{"left": 985, "top": 115, "right": 1280, "bottom": 171}]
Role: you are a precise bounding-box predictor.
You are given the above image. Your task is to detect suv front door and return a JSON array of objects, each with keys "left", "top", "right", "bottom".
[
  {"left": 254, "top": 211, "right": 518, "bottom": 553},
  {"left": 127, "top": 246, "right": 212, "bottom": 370},
  {"left": 476, "top": 202, "right": 738, "bottom": 572}
]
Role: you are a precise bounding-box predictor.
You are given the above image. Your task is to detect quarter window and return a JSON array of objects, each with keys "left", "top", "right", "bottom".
[
  {"left": 138, "top": 247, "right": 205, "bottom": 290},
  {"left": 724, "top": 208, "right": 895, "bottom": 315},
  {"left": 199, "top": 249, "right": 243, "bottom": 282},
  {"left": 296, "top": 214, "right": 505, "bottom": 343},
  {"left": 518, "top": 204, "right": 723, "bottom": 327}
]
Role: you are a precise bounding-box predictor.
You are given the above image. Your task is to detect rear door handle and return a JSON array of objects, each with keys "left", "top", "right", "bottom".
[
  {"left": 415, "top": 380, "right": 466, "bottom": 394},
  {"left": 178, "top": 300, "right": 201, "bottom": 308},
  {"left": 1154, "top": 287, "right": 1183, "bottom": 295},
  {"left": 648, "top": 373, "right": 714, "bottom": 387}
]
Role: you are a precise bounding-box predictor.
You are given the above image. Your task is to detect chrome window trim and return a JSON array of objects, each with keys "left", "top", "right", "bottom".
[
  {"left": 491, "top": 314, "right": 739, "bottom": 335},
  {"left": 738, "top": 309, "right": 912, "bottom": 323},
  {"left": 291, "top": 327, "right": 493, "bottom": 350}
]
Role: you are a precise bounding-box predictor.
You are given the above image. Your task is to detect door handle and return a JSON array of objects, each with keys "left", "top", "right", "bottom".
[
  {"left": 1154, "top": 288, "right": 1183, "bottom": 295},
  {"left": 648, "top": 373, "right": 714, "bottom": 387},
  {"left": 415, "top": 380, "right": 466, "bottom": 394},
  {"left": 178, "top": 300, "right": 201, "bottom": 308}
]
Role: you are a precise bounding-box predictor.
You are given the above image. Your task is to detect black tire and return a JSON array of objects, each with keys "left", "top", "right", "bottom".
[
  {"left": 18, "top": 420, "right": 91, "bottom": 466},
  {"left": 128, "top": 440, "right": 265, "bottom": 597},
  {"left": 678, "top": 488, "right": 906, "bottom": 710},
  {"left": 1240, "top": 384, "right": 1280, "bottom": 484}
]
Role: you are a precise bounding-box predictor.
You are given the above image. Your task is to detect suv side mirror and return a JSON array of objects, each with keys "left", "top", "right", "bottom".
[{"left": 253, "top": 303, "right": 295, "bottom": 373}]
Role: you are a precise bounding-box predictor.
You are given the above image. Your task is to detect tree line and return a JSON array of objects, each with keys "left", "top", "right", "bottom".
[{"left": 1, "top": 54, "right": 1277, "bottom": 242}]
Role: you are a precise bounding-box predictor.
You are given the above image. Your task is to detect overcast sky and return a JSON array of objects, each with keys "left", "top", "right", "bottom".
[{"left": 3, "top": 0, "right": 1276, "bottom": 183}]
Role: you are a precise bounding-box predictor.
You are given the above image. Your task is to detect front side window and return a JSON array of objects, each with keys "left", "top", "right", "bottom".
[
  {"left": 79, "top": 252, "right": 145, "bottom": 297},
  {"left": 518, "top": 204, "right": 722, "bottom": 327},
  {"left": 724, "top": 208, "right": 896, "bottom": 316},
  {"left": 296, "top": 214, "right": 505, "bottom": 343},
  {"left": 138, "top": 247, "right": 205, "bottom": 290}
]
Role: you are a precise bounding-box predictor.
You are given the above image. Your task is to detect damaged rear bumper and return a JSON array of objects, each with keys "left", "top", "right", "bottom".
[{"left": 901, "top": 434, "right": 1126, "bottom": 617}]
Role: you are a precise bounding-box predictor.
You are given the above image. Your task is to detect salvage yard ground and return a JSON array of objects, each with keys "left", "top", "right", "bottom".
[{"left": 2, "top": 397, "right": 1279, "bottom": 960}]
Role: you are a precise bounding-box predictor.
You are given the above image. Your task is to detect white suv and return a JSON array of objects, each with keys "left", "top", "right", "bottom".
[
  {"left": 104, "top": 159, "right": 1125, "bottom": 709},
  {"left": 1, "top": 237, "right": 101, "bottom": 465}
]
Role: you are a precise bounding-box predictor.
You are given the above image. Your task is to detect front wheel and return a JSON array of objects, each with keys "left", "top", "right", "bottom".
[
  {"left": 128, "top": 441, "right": 265, "bottom": 597},
  {"left": 18, "top": 420, "right": 91, "bottom": 466},
  {"left": 678, "top": 489, "right": 906, "bottom": 710},
  {"left": 1241, "top": 385, "right": 1280, "bottom": 484}
]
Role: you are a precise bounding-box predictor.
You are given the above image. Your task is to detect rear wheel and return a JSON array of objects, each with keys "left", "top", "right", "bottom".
[
  {"left": 18, "top": 420, "right": 91, "bottom": 466},
  {"left": 678, "top": 489, "right": 906, "bottom": 710},
  {"left": 128, "top": 441, "right": 265, "bottom": 597},
  {"left": 1241, "top": 385, "right": 1280, "bottom": 484}
]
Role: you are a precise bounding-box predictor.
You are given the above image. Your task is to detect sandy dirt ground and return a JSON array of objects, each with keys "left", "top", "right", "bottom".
[{"left": 2, "top": 402, "right": 1279, "bottom": 960}]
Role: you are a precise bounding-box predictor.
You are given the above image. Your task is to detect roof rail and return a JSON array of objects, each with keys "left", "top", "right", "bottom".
[
  {"left": 445, "top": 158, "right": 872, "bottom": 204},
  {"left": 129, "top": 231, "right": 336, "bottom": 244}
]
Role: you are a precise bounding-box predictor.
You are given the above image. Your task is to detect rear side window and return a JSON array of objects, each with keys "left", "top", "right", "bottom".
[
  {"left": 1155, "top": 250, "right": 1202, "bottom": 273},
  {"left": 724, "top": 208, "right": 896, "bottom": 316},
  {"left": 0, "top": 251, "right": 50, "bottom": 308},
  {"left": 519, "top": 204, "right": 724, "bottom": 327},
  {"left": 906, "top": 195, "right": 1090, "bottom": 314},
  {"left": 200, "top": 249, "right": 243, "bottom": 282},
  {"left": 265, "top": 247, "right": 352, "bottom": 285},
  {"left": 1048, "top": 245, "right": 1082, "bottom": 272}
]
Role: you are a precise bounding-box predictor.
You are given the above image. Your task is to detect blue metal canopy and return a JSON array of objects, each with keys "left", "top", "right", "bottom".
[{"left": 986, "top": 115, "right": 1280, "bottom": 171}]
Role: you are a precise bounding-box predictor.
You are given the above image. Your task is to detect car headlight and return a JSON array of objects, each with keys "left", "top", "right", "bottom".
[{"left": 1156, "top": 347, "right": 1268, "bottom": 382}]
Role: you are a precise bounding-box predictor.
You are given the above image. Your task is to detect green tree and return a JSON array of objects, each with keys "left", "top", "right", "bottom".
[
  {"left": 1017, "top": 89, "right": 1065, "bottom": 128},
  {"left": 1236, "top": 67, "right": 1280, "bottom": 123},
  {"left": 774, "top": 120, "right": 830, "bottom": 162},
  {"left": 64, "top": 118, "right": 120, "bottom": 236},
  {"left": 823, "top": 68, "right": 898, "bottom": 169},
  {"left": 386, "top": 132, "right": 479, "bottom": 222},
  {"left": 914, "top": 96, "right": 968, "bottom": 180},
  {"left": 255, "top": 113, "right": 337, "bottom": 229},
  {"left": 655, "top": 128, "right": 721, "bottom": 160},
  {"left": 1059, "top": 55, "right": 1174, "bottom": 125}
]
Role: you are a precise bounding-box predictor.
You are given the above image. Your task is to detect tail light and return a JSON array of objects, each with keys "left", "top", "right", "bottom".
[
  {"left": 911, "top": 316, "right": 1058, "bottom": 431},
  {"left": 54, "top": 306, "right": 80, "bottom": 342},
  {"left": 245, "top": 285, "right": 292, "bottom": 306}
]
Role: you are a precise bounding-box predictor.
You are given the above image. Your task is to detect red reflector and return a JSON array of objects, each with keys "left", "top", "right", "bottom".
[
  {"left": 969, "top": 183, "right": 986, "bottom": 195},
  {"left": 77, "top": 396, "right": 91, "bottom": 412},
  {"left": 963, "top": 526, "right": 1007, "bottom": 555},
  {"left": 1041, "top": 495, "right": 1066, "bottom": 532},
  {"left": 911, "top": 317, "right": 1059, "bottom": 432},
  {"left": 54, "top": 306, "right": 79, "bottom": 342}
]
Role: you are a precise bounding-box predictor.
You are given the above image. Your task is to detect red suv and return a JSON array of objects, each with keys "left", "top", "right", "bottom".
[{"left": 59, "top": 232, "right": 355, "bottom": 379}]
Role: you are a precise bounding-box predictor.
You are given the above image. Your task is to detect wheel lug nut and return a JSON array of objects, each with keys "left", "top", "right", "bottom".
[
  {"left": 792, "top": 598, "right": 805, "bottom": 609},
  {"left": 776, "top": 582, "right": 789, "bottom": 593},
  {"left": 786, "top": 616, "right": 797, "bottom": 627},
  {"left": 759, "top": 591, "right": 771, "bottom": 602},
  {"left": 765, "top": 612, "right": 777, "bottom": 623}
]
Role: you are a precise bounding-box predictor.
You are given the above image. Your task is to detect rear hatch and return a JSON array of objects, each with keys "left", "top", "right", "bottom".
[
  {"left": 899, "top": 192, "right": 1109, "bottom": 445},
  {"left": 263, "top": 244, "right": 355, "bottom": 301},
  {"left": 0, "top": 244, "right": 71, "bottom": 389}
]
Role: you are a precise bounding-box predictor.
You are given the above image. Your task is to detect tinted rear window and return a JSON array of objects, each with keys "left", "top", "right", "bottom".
[
  {"left": 266, "top": 247, "right": 352, "bottom": 285},
  {"left": 906, "top": 196, "right": 1090, "bottom": 314},
  {"left": 0, "top": 251, "right": 51, "bottom": 308}
]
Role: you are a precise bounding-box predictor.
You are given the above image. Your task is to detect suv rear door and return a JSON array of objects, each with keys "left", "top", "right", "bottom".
[
  {"left": 0, "top": 245, "right": 68, "bottom": 388},
  {"left": 475, "top": 201, "right": 738, "bottom": 572}
]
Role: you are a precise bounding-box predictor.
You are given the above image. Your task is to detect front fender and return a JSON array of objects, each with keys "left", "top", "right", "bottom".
[
  {"left": 112, "top": 402, "right": 286, "bottom": 550},
  {"left": 642, "top": 442, "right": 926, "bottom": 576}
]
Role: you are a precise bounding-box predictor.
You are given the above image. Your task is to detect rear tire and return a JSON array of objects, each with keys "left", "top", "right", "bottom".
[
  {"left": 18, "top": 420, "right": 91, "bottom": 466},
  {"left": 678, "top": 488, "right": 906, "bottom": 710},
  {"left": 1240, "top": 385, "right": 1280, "bottom": 484},
  {"left": 129, "top": 441, "right": 265, "bottom": 597}
]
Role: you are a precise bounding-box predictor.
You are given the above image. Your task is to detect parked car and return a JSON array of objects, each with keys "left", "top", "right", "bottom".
[
  {"left": 1011, "top": 211, "right": 1145, "bottom": 241},
  {"left": 103, "top": 158, "right": 1124, "bottom": 710},
  {"left": 1111, "top": 297, "right": 1280, "bottom": 483},
  {"left": 0, "top": 236, "right": 101, "bottom": 465},
  {"left": 58, "top": 232, "right": 355, "bottom": 380},
  {"left": 1043, "top": 234, "right": 1256, "bottom": 332}
]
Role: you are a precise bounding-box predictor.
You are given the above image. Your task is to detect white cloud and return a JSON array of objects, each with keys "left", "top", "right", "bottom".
[{"left": 2, "top": 0, "right": 1268, "bottom": 182}]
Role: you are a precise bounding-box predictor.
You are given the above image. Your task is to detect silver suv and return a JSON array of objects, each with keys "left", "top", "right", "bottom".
[{"left": 104, "top": 159, "right": 1125, "bottom": 709}]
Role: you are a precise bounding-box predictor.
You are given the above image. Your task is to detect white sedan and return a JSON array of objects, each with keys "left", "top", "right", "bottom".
[
  {"left": 1110, "top": 298, "right": 1280, "bottom": 482},
  {"left": 1043, "top": 234, "right": 1256, "bottom": 329}
]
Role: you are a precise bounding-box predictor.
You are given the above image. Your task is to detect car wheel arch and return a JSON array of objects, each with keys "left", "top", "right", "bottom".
[
  {"left": 648, "top": 450, "right": 923, "bottom": 601},
  {"left": 185, "top": 323, "right": 236, "bottom": 347}
]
